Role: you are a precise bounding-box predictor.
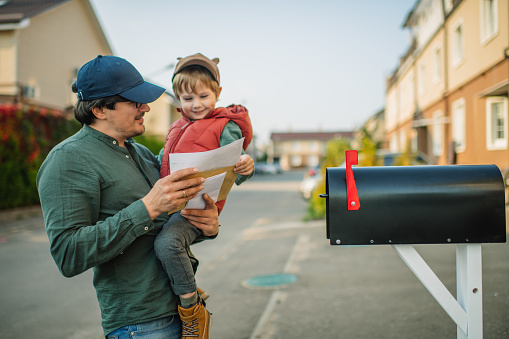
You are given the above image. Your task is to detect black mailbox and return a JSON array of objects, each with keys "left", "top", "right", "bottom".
[{"left": 323, "top": 164, "right": 506, "bottom": 245}]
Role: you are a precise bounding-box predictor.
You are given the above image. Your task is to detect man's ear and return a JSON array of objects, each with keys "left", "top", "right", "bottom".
[{"left": 92, "top": 106, "right": 106, "bottom": 120}]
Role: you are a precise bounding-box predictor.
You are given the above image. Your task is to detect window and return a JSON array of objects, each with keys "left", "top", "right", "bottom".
[
  {"left": 398, "top": 85, "right": 404, "bottom": 113},
  {"left": 307, "top": 155, "right": 319, "bottom": 167},
  {"left": 418, "top": 62, "right": 426, "bottom": 95},
  {"left": 452, "top": 20, "right": 464, "bottom": 67},
  {"left": 399, "top": 130, "right": 407, "bottom": 151},
  {"left": 452, "top": 98, "right": 466, "bottom": 153},
  {"left": 486, "top": 97, "right": 508, "bottom": 150},
  {"left": 290, "top": 155, "right": 302, "bottom": 167},
  {"left": 408, "top": 74, "right": 414, "bottom": 109},
  {"left": 399, "top": 76, "right": 414, "bottom": 114},
  {"left": 309, "top": 141, "right": 319, "bottom": 152},
  {"left": 432, "top": 111, "right": 443, "bottom": 156},
  {"left": 480, "top": 0, "right": 498, "bottom": 43},
  {"left": 433, "top": 46, "right": 442, "bottom": 83},
  {"left": 390, "top": 134, "right": 398, "bottom": 153},
  {"left": 410, "top": 133, "right": 418, "bottom": 153}
]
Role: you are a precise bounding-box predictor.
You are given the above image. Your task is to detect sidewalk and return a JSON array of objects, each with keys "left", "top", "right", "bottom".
[
  {"left": 0, "top": 205, "right": 42, "bottom": 224},
  {"left": 194, "top": 210, "right": 509, "bottom": 338},
  {"left": 0, "top": 205, "right": 43, "bottom": 237}
]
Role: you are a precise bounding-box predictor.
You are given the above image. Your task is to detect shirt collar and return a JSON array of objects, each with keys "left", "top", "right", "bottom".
[{"left": 82, "top": 124, "right": 123, "bottom": 147}]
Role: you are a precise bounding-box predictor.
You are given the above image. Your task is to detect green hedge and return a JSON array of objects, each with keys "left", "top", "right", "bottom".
[
  {"left": 132, "top": 134, "right": 165, "bottom": 156},
  {"left": 0, "top": 104, "right": 81, "bottom": 210}
]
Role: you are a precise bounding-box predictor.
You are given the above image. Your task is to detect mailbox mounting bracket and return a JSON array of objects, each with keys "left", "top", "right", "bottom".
[{"left": 392, "top": 244, "right": 482, "bottom": 338}]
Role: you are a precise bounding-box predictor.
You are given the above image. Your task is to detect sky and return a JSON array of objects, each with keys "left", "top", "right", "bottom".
[{"left": 89, "top": 0, "right": 416, "bottom": 145}]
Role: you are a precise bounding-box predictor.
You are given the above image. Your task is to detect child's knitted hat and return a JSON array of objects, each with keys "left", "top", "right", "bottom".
[{"left": 172, "top": 53, "right": 220, "bottom": 83}]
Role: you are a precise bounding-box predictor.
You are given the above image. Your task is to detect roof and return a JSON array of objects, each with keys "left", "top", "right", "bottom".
[
  {"left": 402, "top": 0, "right": 419, "bottom": 28},
  {"left": 271, "top": 131, "right": 354, "bottom": 142},
  {"left": 0, "top": 0, "right": 71, "bottom": 24}
]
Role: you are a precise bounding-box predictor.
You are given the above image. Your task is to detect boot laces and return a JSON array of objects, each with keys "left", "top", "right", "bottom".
[{"left": 182, "top": 318, "right": 199, "bottom": 337}]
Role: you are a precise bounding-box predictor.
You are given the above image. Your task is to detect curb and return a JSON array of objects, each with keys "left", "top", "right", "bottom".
[{"left": 0, "top": 205, "right": 42, "bottom": 225}]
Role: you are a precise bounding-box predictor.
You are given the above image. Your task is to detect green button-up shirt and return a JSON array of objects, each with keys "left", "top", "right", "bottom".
[{"left": 37, "top": 125, "right": 178, "bottom": 335}]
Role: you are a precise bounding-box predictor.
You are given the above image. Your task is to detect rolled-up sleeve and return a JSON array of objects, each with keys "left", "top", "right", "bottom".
[
  {"left": 37, "top": 149, "right": 154, "bottom": 278},
  {"left": 219, "top": 121, "right": 254, "bottom": 185}
]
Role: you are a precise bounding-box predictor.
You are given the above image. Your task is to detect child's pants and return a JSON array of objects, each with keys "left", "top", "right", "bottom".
[{"left": 154, "top": 212, "right": 202, "bottom": 296}]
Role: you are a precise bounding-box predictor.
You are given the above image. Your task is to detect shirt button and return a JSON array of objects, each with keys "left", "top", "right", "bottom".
[
  {"left": 113, "top": 141, "right": 117, "bottom": 145},
  {"left": 144, "top": 227, "right": 149, "bottom": 231}
]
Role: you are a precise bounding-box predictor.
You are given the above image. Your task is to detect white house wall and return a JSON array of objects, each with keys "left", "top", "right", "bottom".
[
  {"left": 414, "top": 0, "right": 444, "bottom": 52},
  {"left": 415, "top": 30, "right": 446, "bottom": 111}
]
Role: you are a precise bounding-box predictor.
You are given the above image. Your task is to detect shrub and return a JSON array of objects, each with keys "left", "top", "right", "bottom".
[
  {"left": 0, "top": 104, "right": 80, "bottom": 209},
  {"left": 132, "top": 134, "right": 165, "bottom": 156},
  {"left": 305, "top": 138, "right": 351, "bottom": 220}
]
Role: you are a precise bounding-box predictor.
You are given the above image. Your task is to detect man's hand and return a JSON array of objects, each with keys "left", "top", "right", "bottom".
[
  {"left": 141, "top": 168, "right": 205, "bottom": 220},
  {"left": 234, "top": 154, "right": 254, "bottom": 176},
  {"left": 181, "top": 194, "right": 219, "bottom": 237}
]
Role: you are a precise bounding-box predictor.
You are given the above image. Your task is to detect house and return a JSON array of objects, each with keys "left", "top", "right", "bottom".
[
  {"left": 143, "top": 91, "right": 180, "bottom": 139},
  {"left": 268, "top": 131, "right": 354, "bottom": 170},
  {"left": 352, "top": 108, "right": 386, "bottom": 151},
  {"left": 385, "top": 0, "right": 508, "bottom": 169},
  {"left": 0, "top": 0, "right": 112, "bottom": 108},
  {"left": 0, "top": 0, "right": 175, "bottom": 139}
]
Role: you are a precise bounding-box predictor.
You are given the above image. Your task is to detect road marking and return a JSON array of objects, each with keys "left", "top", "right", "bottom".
[
  {"left": 248, "top": 233, "right": 310, "bottom": 339},
  {"left": 243, "top": 220, "right": 323, "bottom": 239},
  {"left": 248, "top": 290, "right": 284, "bottom": 339},
  {"left": 232, "top": 181, "right": 301, "bottom": 191}
]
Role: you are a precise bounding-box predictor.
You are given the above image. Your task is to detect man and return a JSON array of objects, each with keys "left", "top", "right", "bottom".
[{"left": 37, "top": 55, "right": 219, "bottom": 338}]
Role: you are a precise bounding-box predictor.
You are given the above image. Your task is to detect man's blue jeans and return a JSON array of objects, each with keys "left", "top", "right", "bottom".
[{"left": 105, "top": 315, "right": 181, "bottom": 338}]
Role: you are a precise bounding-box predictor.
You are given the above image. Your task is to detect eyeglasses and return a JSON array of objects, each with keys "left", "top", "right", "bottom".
[
  {"left": 127, "top": 101, "right": 142, "bottom": 108},
  {"left": 116, "top": 97, "right": 143, "bottom": 108}
]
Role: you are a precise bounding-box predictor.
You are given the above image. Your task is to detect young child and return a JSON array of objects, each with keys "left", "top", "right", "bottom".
[{"left": 154, "top": 53, "right": 254, "bottom": 338}]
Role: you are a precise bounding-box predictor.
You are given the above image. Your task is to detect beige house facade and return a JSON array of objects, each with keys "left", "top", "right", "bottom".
[
  {"left": 143, "top": 93, "right": 180, "bottom": 139},
  {"left": 269, "top": 131, "right": 354, "bottom": 170},
  {"left": 0, "top": 0, "right": 112, "bottom": 108},
  {"left": 0, "top": 0, "right": 175, "bottom": 139},
  {"left": 385, "top": 0, "right": 508, "bottom": 170}
]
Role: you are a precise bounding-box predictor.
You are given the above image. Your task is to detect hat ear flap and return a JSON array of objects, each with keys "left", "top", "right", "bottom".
[{"left": 212, "top": 58, "right": 219, "bottom": 65}]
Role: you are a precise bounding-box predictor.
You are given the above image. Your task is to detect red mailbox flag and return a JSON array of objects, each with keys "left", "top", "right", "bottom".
[{"left": 345, "top": 150, "right": 361, "bottom": 210}]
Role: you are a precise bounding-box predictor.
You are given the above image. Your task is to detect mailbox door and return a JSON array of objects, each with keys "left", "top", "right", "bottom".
[{"left": 325, "top": 165, "right": 506, "bottom": 245}]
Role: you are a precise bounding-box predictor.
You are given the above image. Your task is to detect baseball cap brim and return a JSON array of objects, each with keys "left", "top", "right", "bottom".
[{"left": 119, "top": 81, "right": 166, "bottom": 104}]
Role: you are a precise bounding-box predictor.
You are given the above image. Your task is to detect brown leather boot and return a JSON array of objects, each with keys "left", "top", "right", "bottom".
[{"left": 178, "top": 297, "right": 212, "bottom": 339}]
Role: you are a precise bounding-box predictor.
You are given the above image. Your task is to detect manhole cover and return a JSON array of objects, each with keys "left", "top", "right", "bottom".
[{"left": 242, "top": 273, "right": 298, "bottom": 289}]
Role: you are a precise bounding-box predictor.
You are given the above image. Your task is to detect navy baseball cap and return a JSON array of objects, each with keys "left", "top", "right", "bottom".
[{"left": 76, "top": 55, "right": 165, "bottom": 103}]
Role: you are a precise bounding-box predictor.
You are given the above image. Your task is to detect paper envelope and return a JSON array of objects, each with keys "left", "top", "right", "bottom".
[{"left": 168, "top": 165, "right": 237, "bottom": 214}]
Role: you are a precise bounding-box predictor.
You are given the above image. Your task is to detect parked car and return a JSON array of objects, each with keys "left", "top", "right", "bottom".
[
  {"left": 340, "top": 151, "right": 433, "bottom": 167},
  {"left": 299, "top": 172, "right": 322, "bottom": 200},
  {"left": 375, "top": 150, "right": 433, "bottom": 166},
  {"left": 305, "top": 164, "right": 321, "bottom": 177},
  {"left": 254, "top": 162, "right": 283, "bottom": 175},
  {"left": 299, "top": 164, "right": 323, "bottom": 200}
]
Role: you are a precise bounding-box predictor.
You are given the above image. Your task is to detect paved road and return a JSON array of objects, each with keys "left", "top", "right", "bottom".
[{"left": 1, "top": 171, "right": 508, "bottom": 338}]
